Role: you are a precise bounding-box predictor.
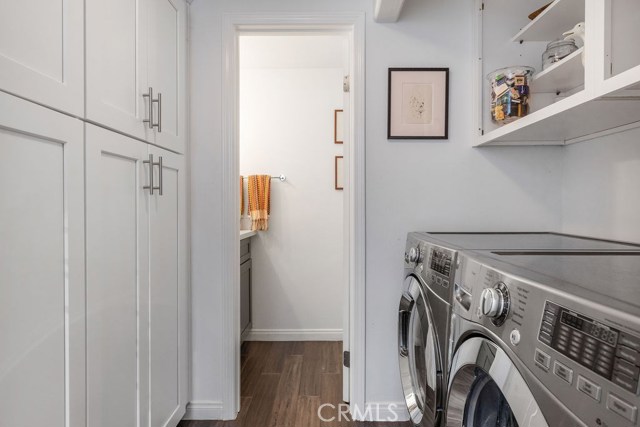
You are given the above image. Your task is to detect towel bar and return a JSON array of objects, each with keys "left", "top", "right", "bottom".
[{"left": 242, "top": 174, "right": 286, "bottom": 182}]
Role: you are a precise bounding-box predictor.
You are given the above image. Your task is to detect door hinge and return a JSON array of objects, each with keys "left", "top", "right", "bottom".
[
  {"left": 343, "top": 75, "right": 350, "bottom": 93},
  {"left": 343, "top": 351, "right": 350, "bottom": 368}
]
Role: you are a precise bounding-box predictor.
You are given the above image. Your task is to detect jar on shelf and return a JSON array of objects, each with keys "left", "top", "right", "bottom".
[
  {"left": 542, "top": 39, "right": 578, "bottom": 70},
  {"left": 487, "top": 66, "right": 535, "bottom": 125}
]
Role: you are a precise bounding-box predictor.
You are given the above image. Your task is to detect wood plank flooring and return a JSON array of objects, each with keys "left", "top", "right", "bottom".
[{"left": 179, "top": 341, "right": 410, "bottom": 427}]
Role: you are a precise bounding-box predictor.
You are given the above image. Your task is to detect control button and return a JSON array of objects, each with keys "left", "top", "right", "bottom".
[
  {"left": 585, "top": 336, "right": 598, "bottom": 346},
  {"left": 553, "top": 361, "right": 573, "bottom": 384},
  {"left": 607, "top": 393, "right": 638, "bottom": 423},
  {"left": 577, "top": 375, "right": 602, "bottom": 401},
  {"left": 617, "top": 346, "right": 640, "bottom": 365},
  {"left": 442, "top": 279, "right": 449, "bottom": 288},
  {"left": 620, "top": 332, "right": 640, "bottom": 352},
  {"left": 543, "top": 312, "right": 556, "bottom": 324},
  {"left": 559, "top": 324, "right": 571, "bottom": 334},
  {"left": 614, "top": 358, "right": 640, "bottom": 379},
  {"left": 569, "top": 343, "right": 582, "bottom": 353},
  {"left": 510, "top": 329, "right": 521, "bottom": 346},
  {"left": 538, "top": 331, "right": 552, "bottom": 345},
  {"left": 569, "top": 349, "right": 581, "bottom": 360},
  {"left": 535, "top": 349, "right": 551, "bottom": 371},
  {"left": 435, "top": 277, "right": 442, "bottom": 286},
  {"left": 595, "top": 364, "right": 611, "bottom": 378},
  {"left": 583, "top": 346, "right": 596, "bottom": 357},
  {"left": 540, "top": 321, "right": 554, "bottom": 335},
  {"left": 545, "top": 302, "right": 559, "bottom": 315},
  {"left": 612, "top": 371, "right": 639, "bottom": 393}
]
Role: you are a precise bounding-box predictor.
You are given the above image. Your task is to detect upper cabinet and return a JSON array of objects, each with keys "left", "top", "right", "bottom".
[
  {"left": 475, "top": 0, "right": 640, "bottom": 146},
  {"left": 0, "top": 0, "right": 84, "bottom": 116},
  {"left": 148, "top": 0, "right": 188, "bottom": 151},
  {"left": 86, "top": 0, "right": 187, "bottom": 153}
]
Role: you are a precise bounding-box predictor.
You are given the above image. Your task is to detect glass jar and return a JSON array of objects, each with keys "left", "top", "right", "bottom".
[
  {"left": 487, "top": 66, "right": 535, "bottom": 125},
  {"left": 542, "top": 39, "right": 578, "bottom": 70}
]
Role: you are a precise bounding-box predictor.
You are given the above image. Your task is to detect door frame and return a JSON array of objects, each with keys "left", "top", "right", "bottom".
[{"left": 220, "top": 12, "right": 366, "bottom": 419}]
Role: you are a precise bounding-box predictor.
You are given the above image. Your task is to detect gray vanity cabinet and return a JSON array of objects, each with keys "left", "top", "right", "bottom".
[{"left": 240, "top": 239, "right": 252, "bottom": 340}]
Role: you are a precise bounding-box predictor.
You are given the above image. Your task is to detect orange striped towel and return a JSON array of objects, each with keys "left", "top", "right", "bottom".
[
  {"left": 247, "top": 175, "right": 271, "bottom": 231},
  {"left": 240, "top": 176, "right": 244, "bottom": 217}
]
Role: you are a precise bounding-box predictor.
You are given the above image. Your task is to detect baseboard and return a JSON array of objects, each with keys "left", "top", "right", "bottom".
[
  {"left": 246, "top": 328, "right": 342, "bottom": 341},
  {"left": 182, "top": 400, "right": 224, "bottom": 420},
  {"left": 353, "top": 402, "right": 409, "bottom": 422}
]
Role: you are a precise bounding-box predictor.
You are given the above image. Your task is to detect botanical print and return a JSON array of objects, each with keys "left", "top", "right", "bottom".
[{"left": 402, "top": 83, "right": 433, "bottom": 125}]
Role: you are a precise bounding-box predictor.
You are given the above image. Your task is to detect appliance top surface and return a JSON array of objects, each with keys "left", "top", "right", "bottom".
[
  {"left": 474, "top": 250, "right": 640, "bottom": 310},
  {"left": 421, "top": 232, "right": 640, "bottom": 251}
]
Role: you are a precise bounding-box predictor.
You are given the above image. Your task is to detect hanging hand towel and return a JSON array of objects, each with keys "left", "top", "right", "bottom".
[
  {"left": 247, "top": 175, "right": 271, "bottom": 231},
  {"left": 240, "top": 176, "right": 244, "bottom": 217}
]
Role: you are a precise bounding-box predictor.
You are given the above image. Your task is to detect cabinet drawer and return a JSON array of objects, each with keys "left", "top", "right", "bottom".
[{"left": 240, "top": 239, "right": 251, "bottom": 264}]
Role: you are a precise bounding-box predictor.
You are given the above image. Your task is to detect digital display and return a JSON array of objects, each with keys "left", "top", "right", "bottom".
[
  {"left": 561, "top": 310, "right": 618, "bottom": 346},
  {"left": 430, "top": 250, "right": 452, "bottom": 276}
]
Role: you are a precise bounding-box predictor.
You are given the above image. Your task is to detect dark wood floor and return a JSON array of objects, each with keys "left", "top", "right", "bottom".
[{"left": 179, "top": 341, "right": 410, "bottom": 427}]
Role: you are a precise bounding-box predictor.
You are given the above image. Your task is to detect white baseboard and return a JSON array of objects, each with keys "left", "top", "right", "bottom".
[
  {"left": 183, "top": 400, "right": 224, "bottom": 420},
  {"left": 352, "top": 402, "right": 409, "bottom": 422},
  {"left": 246, "top": 328, "right": 342, "bottom": 341}
]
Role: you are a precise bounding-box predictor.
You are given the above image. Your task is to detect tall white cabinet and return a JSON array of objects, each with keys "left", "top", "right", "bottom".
[{"left": 0, "top": 1, "right": 189, "bottom": 426}]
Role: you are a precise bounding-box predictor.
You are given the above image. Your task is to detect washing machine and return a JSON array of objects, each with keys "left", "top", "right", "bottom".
[
  {"left": 446, "top": 250, "right": 640, "bottom": 427},
  {"left": 399, "top": 232, "right": 640, "bottom": 427}
]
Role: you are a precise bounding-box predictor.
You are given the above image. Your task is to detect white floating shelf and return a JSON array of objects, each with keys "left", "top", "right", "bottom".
[
  {"left": 532, "top": 47, "right": 584, "bottom": 93},
  {"left": 476, "top": 92, "right": 640, "bottom": 146},
  {"left": 511, "top": 0, "right": 585, "bottom": 43}
]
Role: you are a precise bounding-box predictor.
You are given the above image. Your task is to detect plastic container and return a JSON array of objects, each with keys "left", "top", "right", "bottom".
[
  {"left": 487, "top": 66, "right": 535, "bottom": 125},
  {"left": 542, "top": 39, "right": 578, "bottom": 70}
]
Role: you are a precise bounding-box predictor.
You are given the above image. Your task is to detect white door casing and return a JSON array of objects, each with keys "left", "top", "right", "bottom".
[
  {"left": 221, "top": 12, "right": 366, "bottom": 419},
  {"left": 0, "top": 92, "right": 85, "bottom": 426}
]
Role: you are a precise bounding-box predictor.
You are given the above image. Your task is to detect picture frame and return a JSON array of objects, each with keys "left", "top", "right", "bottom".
[
  {"left": 334, "top": 109, "right": 344, "bottom": 144},
  {"left": 387, "top": 68, "right": 449, "bottom": 139},
  {"left": 335, "top": 156, "right": 344, "bottom": 190}
]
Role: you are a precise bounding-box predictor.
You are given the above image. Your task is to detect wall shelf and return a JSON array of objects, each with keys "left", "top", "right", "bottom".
[
  {"left": 476, "top": 92, "right": 640, "bottom": 146},
  {"left": 511, "top": 0, "right": 585, "bottom": 43},
  {"left": 531, "top": 47, "right": 584, "bottom": 93}
]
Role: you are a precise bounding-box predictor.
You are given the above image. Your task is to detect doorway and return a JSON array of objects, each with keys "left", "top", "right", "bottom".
[{"left": 220, "top": 13, "right": 365, "bottom": 420}]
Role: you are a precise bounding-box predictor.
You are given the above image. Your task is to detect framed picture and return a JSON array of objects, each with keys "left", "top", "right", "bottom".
[
  {"left": 334, "top": 109, "right": 344, "bottom": 144},
  {"left": 335, "top": 156, "right": 344, "bottom": 190},
  {"left": 387, "top": 68, "right": 449, "bottom": 139}
]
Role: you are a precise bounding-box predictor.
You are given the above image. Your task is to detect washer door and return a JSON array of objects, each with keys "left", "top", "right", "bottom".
[
  {"left": 445, "top": 337, "right": 549, "bottom": 427},
  {"left": 399, "top": 275, "right": 443, "bottom": 427}
]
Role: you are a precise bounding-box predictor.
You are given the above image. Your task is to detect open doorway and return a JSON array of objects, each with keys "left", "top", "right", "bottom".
[
  {"left": 237, "top": 32, "right": 348, "bottom": 418},
  {"left": 219, "top": 13, "right": 365, "bottom": 422}
]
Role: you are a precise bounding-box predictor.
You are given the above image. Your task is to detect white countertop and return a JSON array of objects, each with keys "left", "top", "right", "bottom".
[{"left": 240, "top": 230, "right": 257, "bottom": 240}]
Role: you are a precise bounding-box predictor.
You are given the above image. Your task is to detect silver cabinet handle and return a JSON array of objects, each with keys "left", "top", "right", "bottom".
[
  {"left": 143, "top": 154, "right": 161, "bottom": 195},
  {"left": 157, "top": 92, "right": 162, "bottom": 133},
  {"left": 143, "top": 87, "right": 161, "bottom": 130},
  {"left": 157, "top": 156, "right": 163, "bottom": 196}
]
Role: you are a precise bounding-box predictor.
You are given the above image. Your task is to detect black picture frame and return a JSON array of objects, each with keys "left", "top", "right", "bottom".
[{"left": 387, "top": 67, "right": 449, "bottom": 140}]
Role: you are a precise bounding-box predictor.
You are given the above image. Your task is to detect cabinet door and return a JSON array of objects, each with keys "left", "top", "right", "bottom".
[
  {"left": 85, "top": 124, "right": 150, "bottom": 427},
  {"left": 148, "top": 146, "right": 188, "bottom": 426},
  {"left": 147, "top": 0, "right": 187, "bottom": 153},
  {"left": 86, "top": 0, "right": 151, "bottom": 141},
  {"left": 0, "top": 93, "right": 85, "bottom": 426},
  {"left": 240, "top": 259, "right": 252, "bottom": 335},
  {"left": 0, "top": 0, "right": 83, "bottom": 115}
]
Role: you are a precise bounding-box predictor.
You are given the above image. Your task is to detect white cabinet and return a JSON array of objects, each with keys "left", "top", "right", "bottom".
[
  {"left": 0, "top": 0, "right": 84, "bottom": 116},
  {"left": 475, "top": 0, "right": 640, "bottom": 146},
  {"left": 85, "top": 124, "right": 187, "bottom": 427},
  {"left": 85, "top": 0, "right": 150, "bottom": 142},
  {"left": 86, "top": 0, "right": 187, "bottom": 153},
  {"left": 0, "top": 93, "right": 85, "bottom": 426},
  {"left": 148, "top": 0, "right": 188, "bottom": 152},
  {"left": 148, "top": 145, "right": 189, "bottom": 427}
]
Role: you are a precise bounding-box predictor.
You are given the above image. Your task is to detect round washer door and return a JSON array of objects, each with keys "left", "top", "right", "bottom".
[
  {"left": 398, "top": 275, "right": 443, "bottom": 427},
  {"left": 445, "top": 337, "right": 549, "bottom": 427}
]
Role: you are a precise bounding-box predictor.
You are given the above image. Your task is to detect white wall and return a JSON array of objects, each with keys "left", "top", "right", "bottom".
[
  {"left": 189, "top": 0, "right": 563, "bottom": 417},
  {"left": 239, "top": 36, "right": 346, "bottom": 339},
  {"left": 562, "top": 128, "right": 640, "bottom": 243}
]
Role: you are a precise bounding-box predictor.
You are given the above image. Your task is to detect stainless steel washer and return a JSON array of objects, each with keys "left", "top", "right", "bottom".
[{"left": 447, "top": 251, "right": 640, "bottom": 427}]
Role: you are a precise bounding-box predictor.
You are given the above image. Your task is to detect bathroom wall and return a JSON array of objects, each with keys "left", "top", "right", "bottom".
[
  {"left": 239, "top": 35, "right": 347, "bottom": 340},
  {"left": 189, "top": 0, "right": 564, "bottom": 418},
  {"left": 562, "top": 127, "right": 640, "bottom": 243}
]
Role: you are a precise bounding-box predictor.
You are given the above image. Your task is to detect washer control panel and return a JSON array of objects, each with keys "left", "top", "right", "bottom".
[{"left": 539, "top": 301, "right": 640, "bottom": 395}]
